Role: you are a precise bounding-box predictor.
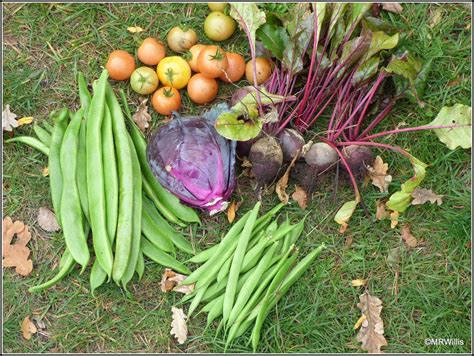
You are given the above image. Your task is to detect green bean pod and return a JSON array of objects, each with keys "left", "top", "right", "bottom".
[
  {"left": 141, "top": 238, "right": 191, "bottom": 275},
  {"left": 227, "top": 243, "right": 277, "bottom": 327},
  {"left": 223, "top": 202, "right": 261, "bottom": 325},
  {"left": 86, "top": 70, "right": 113, "bottom": 277},
  {"left": 135, "top": 250, "right": 145, "bottom": 281},
  {"left": 186, "top": 244, "right": 218, "bottom": 264},
  {"left": 105, "top": 82, "right": 134, "bottom": 283},
  {"left": 90, "top": 259, "right": 108, "bottom": 296},
  {"left": 77, "top": 116, "right": 89, "bottom": 222},
  {"left": 33, "top": 123, "right": 52, "bottom": 146},
  {"left": 28, "top": 249, "right": 75, "bottom": 293},
  {"left": 5, "top": 136, "right": 50, "bottom": 156},
  {"left": 60, "top": 108, "right": 89, "bottom": 270},
  {"left": 77, "top": 72, "right": 92, "bottom": 117},
  {"left": 283, "top": 219, "right": 305, "bottom": 252},
  {"left": 142, "top": 202, "right": 175, "bottom": 254},
  {"left": 121, "top": 135, "right": 143, "bottom": 290},
  {"left": 42, "top": 121, "right": 55, "bottom": 134},
  {"left": 48, "top": 108, "right": 69, "bottom": 222},
  {"left": 187, "top": 280, "right": 211, "bottom": 317},
  {"left": 216, "top": 256, "right": 232, "bottom": 283},
  {"left": 142, "top": 196, "right": 193, "bottom": 254},
  {"left": 102, "top": 105, "right": 119, "bottom": 240}
]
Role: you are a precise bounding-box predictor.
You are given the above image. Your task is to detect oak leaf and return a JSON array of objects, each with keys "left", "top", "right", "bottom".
[
  {"left": 2, "top": 216, "right": 33, "bottom": 276},
  {"left": 382, "top": 3, "right": 403, "bottom": 14},
  {"left": 161, "top": 269, "right": 194, "bottom": 295},
  {"left": 366, "top": 156, "right": 392, "bottom": 193},
  {"left": 21, "top": 316, "right": 37, "bottom": 340},
  {"left": 390, "top": 211, "right": 399, "bottom": 229},
  {"left": 3, "top": 104, "right": 19, "bottom": 131},
  {"left": 401, "top": 225, "right": 417, "bottom": 248},
  {"left": 356, "top": 292, "right": 388, "bottom": 353},
  {"left": 411, "top": 188, "right": 443, "bottom": 206},
  {"left": 292, "top": 185, "right": 308, "bottom": 210},
  {"left": 133, "top": 99, "right": 151, "bottom": 131},
  {"left": 37, "top": 207, "right": 61, "bottom": 232},
  {"left": 375, "top": 200, "right": 390, "bottom": 221},
  {"left": 170, "top": 306, "right": 187, "bottom": 344}
]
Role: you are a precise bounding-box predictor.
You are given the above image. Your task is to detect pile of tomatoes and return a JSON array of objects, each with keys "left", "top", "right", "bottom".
[{"left": 105, "top": 3, "right": 272, "bottom": 116}]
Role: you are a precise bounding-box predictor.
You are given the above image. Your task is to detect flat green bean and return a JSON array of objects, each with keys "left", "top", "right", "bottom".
[
  {"left": 6, "top": 136, "right": 50, "bottom": 156},
  {"left": 142, "top": 202, "right": 175, "bottom": 253},
  {"left": 135, "top": 249, "right": 145, "bottom": 281},
  {"left": 42, "top": 121, "right": 54, "bottom": 134},
  {"left": 141, "top": 238, "right": 191, "bottom": 275},
  {"left": 87, "top": 70, "right": 113, "bottom": 277},
  {"left": 28, "top": 249, "right": 75, "bottom": 293},
  {"left": 90, "top": 259, "right": 108, "bottom": 296},
  {"left": 77, "top": 72, "right": 91, "bottom": 117},
  {"left": 77, "top": 116, "right": 89, "bottom": 222},
  {"left": 60, "top": 108, "right": 89, "bottom": 270},
  {"left": 33, "top": 123, "right": 52, "bottom": 146}
]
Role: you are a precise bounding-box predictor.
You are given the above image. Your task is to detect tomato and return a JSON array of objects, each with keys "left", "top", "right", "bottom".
[
  {"left": 167, "top": 26, "right": 198, "bottom": 53},
  {"left": 106, "top": 50, "right": 136, "bottom": 81},
  {"left": 245, "top": 57, "right": 272, "bottom": 85},
  {"left": 157, "top": 56, "right": 191, "bottom": 89},
  {"left": 219, "top": 52, "right": 245, "bottom": 83},
  {"left": 186, "top": 44, "right": 206, "bottom": 72},
  {"left": 137, "top": 38, "right": 166, "bottom": 66},
  {"left": 130, "top": 67, "right": 159, "bottom": 95},
  {"left": 152, "top": 87, "right": 181, "bottom": 115},
  {"left": 197, "top": 45, "right": 228, "bottom": 79},
  {"left": 187, "top": 73, "right": 218, "bottom": 104},
  {"left": 204, "top": 11, "right": 236, "bottom": 42},
  {"left": 208, "top": 2, "right": 227, "bottom": 12}
]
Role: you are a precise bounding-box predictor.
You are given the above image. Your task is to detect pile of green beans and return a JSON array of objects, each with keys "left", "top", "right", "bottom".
[
  {"left": 18, "top": 69, "right": 200, "bottom": 294},
  {"left": 179, "top": 201, "right": 325, "bottom": 351}
]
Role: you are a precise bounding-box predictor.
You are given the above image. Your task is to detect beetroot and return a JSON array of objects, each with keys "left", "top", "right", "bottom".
[
  {"left": 249, "top": 136, "right": 283, "bottom": 185},
  {"left": 342, "top": 145, "right": 374, "bottom": 176},
  {"left": 305, "top": 142, "right": 338, "bottom": 173},
  {"left": 278, "top": 128, "right": 305, "bottom": 162}
]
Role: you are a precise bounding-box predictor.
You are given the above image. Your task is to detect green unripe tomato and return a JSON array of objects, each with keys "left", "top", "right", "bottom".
[
  {"left": 204, "top": 11, "right": 236, "bottom": 42},
  {"left": 130, "top": 67, "right": 159, "bottom": 95}
]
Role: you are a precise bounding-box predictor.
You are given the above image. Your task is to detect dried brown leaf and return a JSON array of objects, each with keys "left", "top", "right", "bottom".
[
  {"left": 21, "top": 316, "right": 37, "bottom": 340},
  {"left": 37, "top": 207, "right": 61, "bottom": 232},
  {"left": 275, "top": 154, "right": 299, "bottom": 204},
  {"left": 133, "top": 99, "right": 151, "bottom": 131},
  {"left": 31, "top": 314, "right": 46, "bottom": 330},
  {"left": 411, "top": 188, "right": 443, "bottom": 206},
  {"left": 390, "top": 211, "right": 399, "bottom": 229},
  {"left": 352, "top": 279, "right": 368, "bottom": 287},
  {"left": 292, "top": 185, "right": 308, "bottom": 210},
  {"left": 226, "top": 200, "right": 242, "bottom": 224},
  {"left": 17, "top": 117, "right": 34, "bottom": 126},
  {"left": 387, "top": 247, "right": 401, "bottom": 269},
  {"left": 170, "top": 306, "right": 187, "bottom": 344},
  {"left": 401, "top": 225, "right": 417, "bottom": 248},
  {"left": 161, "top": 269, "right": 194, "bottom": 295},
  {"left": 354, "top": 314, "right": 367, "bottom": 330},
  {"left": 375, "top": 200, "right": 390, "bottom": 221},
  {"left": 2, "top": 217, "right": 33, "bottom": 276},
  {"left": 366, "top": 156, "right": 392, "bottom": 193},
  {"left": 382, "top": 3, "right": 403, "bottom": 14},
  {"left": 356, "top": 292, "right": 388, "bottom": 353},
  {"left": 127, "top": 26, "right": 144, "bottom": 33},
  {"left": 3, "top": 104, "right": 19, "bottom": 131},
  {"left": 42, "top": 167, "right": 49, "bottom": 177},
  {"left": 429, "top": 7, "right": 443, "bottom": 28}
]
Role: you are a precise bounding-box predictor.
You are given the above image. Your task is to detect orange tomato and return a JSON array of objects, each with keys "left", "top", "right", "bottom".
[
  {"left": 187, "top": 73, "right": 218, "bottom": 104},
  {"left": 106, "top": 50, "right": 136, "bottom": 80},
  {"left": 152, "top": 87, "right": 181, "bottom": 115},
  {"left": 137, "top": 38, "right": 166, "bottom": 66},
  {"left": 219, "top": 52, "right": 245, "bottom": 83},
  {"left": 186, "top": 44, "right": 206, "bottom": 72},
  {"left": 197, "top": 45, "right": 228, "bottom": 79},
  {"left": 245, "top": 57, "right": 272, "bottom": 85}
]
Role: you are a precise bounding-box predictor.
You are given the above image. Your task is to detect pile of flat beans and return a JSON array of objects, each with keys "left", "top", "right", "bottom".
[
  {"left": 9, "top": 69, "right": 200, "bottom": 294},
  {"left": 179, "top": 202, "right": 325, "bottom": 351}
]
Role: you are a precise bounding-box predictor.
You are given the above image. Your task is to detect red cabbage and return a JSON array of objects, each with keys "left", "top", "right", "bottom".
[{"left": 147, "top": 104, "right": 236, "bottom": 215}]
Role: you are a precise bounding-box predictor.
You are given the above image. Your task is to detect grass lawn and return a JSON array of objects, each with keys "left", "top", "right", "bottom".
[{"left": 2, "top": 2, "right": 471, "bottom": 353}]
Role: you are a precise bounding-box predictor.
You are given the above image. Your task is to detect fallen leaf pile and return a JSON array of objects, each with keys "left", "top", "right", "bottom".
[
  {"left": 411, "top": 188, "right": 443, "bottom": 206},
  {"left": 2, "top": 216, "right": 33, "bottom": 276},
  {"left": 133, "top": 99, "right": 151, "bottom": 131},
  {"left": 161, "top": 269, "right": 194, "bottom": 295},
  {"left": 356, "top": 292, "right": 388, "bottom": 353},
  {"left": 37, "top": 207, "right": 61, "bottom": 232},
  {"left": 170, "top": 306, "right": 188, "bottom": 344}
]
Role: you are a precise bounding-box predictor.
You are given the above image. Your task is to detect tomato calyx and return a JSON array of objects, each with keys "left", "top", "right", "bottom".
[
  {"left": 165, "top": 68, "right": 177, "bottom": 85},
  {"left": 163, "top": 87, "right": 175, "bottom": 98},
  {"left": 210, "top": 47, "right": 226, "bottom": 62}
]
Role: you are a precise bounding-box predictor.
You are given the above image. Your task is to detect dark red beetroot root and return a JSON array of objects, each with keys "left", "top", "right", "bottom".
[
  {"left": 236, "top": 136, "right": 259, "bottom": 158},
  {"left": 290, "top": 160, "right": 319, "bottom": 195},
  {"left": 278, "top": 128, "right": 305, "bottom": 162},
  {"left": 341, "top": 145, "right": 374, "bottom": 177},
  {"left": 249, "top": 136, "right": 283, "bottom": 185}
]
